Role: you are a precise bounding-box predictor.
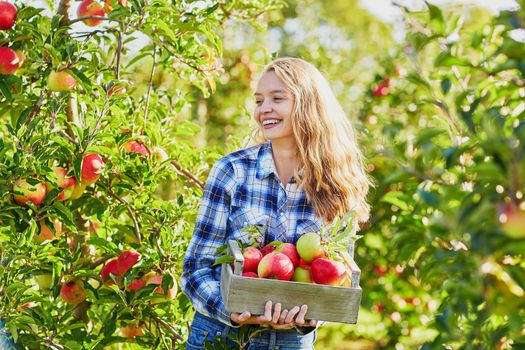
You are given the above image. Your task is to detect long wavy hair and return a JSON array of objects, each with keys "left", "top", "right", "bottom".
[{"left": 257, "top": 57, "right": 372, "bottom": 224}]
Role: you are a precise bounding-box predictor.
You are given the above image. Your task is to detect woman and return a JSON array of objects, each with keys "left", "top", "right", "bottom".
[{"left": 181, "top": 57, "right": 371, "bottom": 349}]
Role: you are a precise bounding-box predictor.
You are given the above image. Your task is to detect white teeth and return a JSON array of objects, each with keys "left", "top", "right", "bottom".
[{"left": 262, "top": 119, "right": 280, "bottom": 126}]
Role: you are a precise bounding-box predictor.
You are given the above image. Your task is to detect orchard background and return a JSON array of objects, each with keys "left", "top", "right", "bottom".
[{"left": 0, "top": 0, "right": 524, "bottom": 349}]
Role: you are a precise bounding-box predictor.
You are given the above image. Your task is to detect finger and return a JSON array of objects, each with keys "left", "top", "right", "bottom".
[
  {"left": 278, "top": 309, "right": 288, "bottom": 324},
  {"left": 294, "top": 305, "right": 308, "bottom": 325},
  {"left": 272, "top": 303, "right": 282, "bottom": 324},
  {"left": 237, "top": 311, "right": 251, "bottom": 323},
  {"left": 309, "top": 319, "right": 317, "bottom": 327},
  {"left": 261, "top": 301, "right": 272, "bottom": 323},
  {"left": 285, "top": 306, "right": 300, "bottom": 324}
]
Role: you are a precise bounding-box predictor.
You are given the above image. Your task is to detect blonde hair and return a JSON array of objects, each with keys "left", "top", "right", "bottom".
[{"left": 260, "top": 57, "right": 372, "bottom": 223}]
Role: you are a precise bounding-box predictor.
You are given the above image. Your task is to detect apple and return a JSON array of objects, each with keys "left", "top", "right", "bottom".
[
  {"left": 13, "top": 178, "right": 47, "bottom": 206},
  {"left": 120, "top": 322, "right": 144, "bottom": 340},
  {"left": 292, "top": 265, "right": 313, "bottom": 283},
  {"left": 117, "top": 250, "right": 140, "bottom": 276},
  {"left": 374, "top": 265, "right": 388, "bottom": 276},
  {"left": 311, "top": 258, "right": 347, "bottom": 286},
  {"left": 0, "top": 2, "right": 17, "bottom": 30},
  {"left": 127, "top": 277, "right": 146, "bottom": 292},
  {"left": 242, "top": 272, "right": 259, "bottom": 278},
  {"left": 274, "top": 242, "right": 300, "bottom": 268},
  {"left": 500, "top": 203, "right": 525, "bottom": 239},
  {"left": 242, "top": 246, "right": 263, "bottom": 273},
  {"left": 145, "top": 273, "right": 178, "bottom": 304},
  {"left": 47, "top": 71, "right": 77, "bottom": 92},
  {"left": 104, "top": 0, "right": 129, "bottom": 14},
  {"left": 77, "top": 0, "right": 105, "bottom": 27},
  {"left": 101, "top": 259, "right": 119, "bottom": 286},
  {"left": 296, "top": 232, "right": 325, "bottom": 263},
  {"left": 35, "top": 273, "right": 53, "bottom": 289},
  {"left": 0, "top": 46, "right": 19, "bottom": 74},
  {"left": 60, "top": 280, "right": 87, "bottom": 304},
  {"left": 122, "top": 140, "right": 150, "bottom": 156},
  {"left": 81, "top": 153, "right": 104, "bottom": 185},
  {"left": 47, "top": 166, "right": 76, "bottom": 201},
  {"left": 35, "top": 218, "right": 62, "bottom": 243},
  {"left": 69, "top": 182, "right": 86, "bottom": 200},
  {"left": 257, "top": 252, "right": 294, "bottom": 281},
  {"left": 373, "top": 78, "right": 390, "bottom": 97}
]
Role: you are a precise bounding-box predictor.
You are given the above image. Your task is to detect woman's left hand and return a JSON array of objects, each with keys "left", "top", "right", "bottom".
[{"left": 270, "top": 303, "right": 317, "bottom": 329}]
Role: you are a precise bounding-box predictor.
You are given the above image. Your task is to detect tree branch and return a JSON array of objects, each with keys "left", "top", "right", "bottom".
[
  {"left": 143, "top": 44, "right": 157, "bottom": 132},
  {"left": 170, "top": 159, "right": 204, "bottom": 190},
  {"left": 152, "top": 315, "right": 182, "bottom": 342},
  {"left": 104, "top": 187, "right": 142, "bottom": 244}
]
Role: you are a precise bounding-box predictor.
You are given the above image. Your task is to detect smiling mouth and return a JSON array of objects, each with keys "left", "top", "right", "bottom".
[{"left": 262, "top": 119, "right": 281, "bottom": 127}]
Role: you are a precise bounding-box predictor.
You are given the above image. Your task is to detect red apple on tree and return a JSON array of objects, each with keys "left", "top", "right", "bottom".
[
  {"left": 104, "top": 0, "right": 129, "bottom": 14},
  {"left": 47, "top": 166, "right": 76, "bottom": 201},
  {"left": 81, "top": 153, "right": 104, "bottom": 185},
  {"left": 296, "top": 232, "right": 325, "bottom": 263},
  {"left": 311, "top": 258, "right": 347, "bottom": 286},
  {"left": 69, "top": 182, "right": 87, "bottom": 200},
  {"left": 13, "top": 178, "right": 47, "bottom": 206},
  {"left": 77, "top": 0, "right": 105, "bottom": 27},
  {"left": 101, "top": 259, "right": 119, "bottom": 286},
  {"left": 35, "top": 218, "right": 62, "bottom": 243},
  {"left": 0, "top": 1, "right": 17, "bottom": 30},
  {"left": 117, "top": 250, "right": 141, "bottom": 276},
  {"left": 0, "top": 46, "right": 20, "bottom": 74},
  {"left": 145, "top": 273, "right": 178, "bottom": 304},
  {"left": 60, "top": 280, "right": 87, "bottom": 304},
  {"left": 122, "top": 140, "right": 150, "bottom": 156},
  {"left": 242, "top": 246, "right": 263, "bottom": 273},
  {"left": 257, "top": 252, "right": 294, "bottom": 281},
  {"left": 47, "top": 71, "right": 77, "bottom": 92},
  {"left": 120, "top": 322, "right": 144, "bottom": 340}
]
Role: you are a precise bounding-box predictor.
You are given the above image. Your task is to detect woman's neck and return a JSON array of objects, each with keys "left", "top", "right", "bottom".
[{"left": 270, "top": 140, "right": 298, "bottom": 186}]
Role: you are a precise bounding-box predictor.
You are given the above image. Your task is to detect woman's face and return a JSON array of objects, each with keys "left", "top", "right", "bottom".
[{"left": 254, "top": 71, "right": 295, "bottom": 145}]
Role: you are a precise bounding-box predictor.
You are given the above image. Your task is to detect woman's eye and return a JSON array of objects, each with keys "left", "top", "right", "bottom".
[
  {"left": 255, "top": 100, "right": 263, "bottom": 105},
  {"left": 274, "top": 97, "right": 283, "bottom": 101}
]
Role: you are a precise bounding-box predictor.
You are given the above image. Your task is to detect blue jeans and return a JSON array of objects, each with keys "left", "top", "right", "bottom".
[{"left": 186, "top": 312, "right": 316, "bottom": 350}]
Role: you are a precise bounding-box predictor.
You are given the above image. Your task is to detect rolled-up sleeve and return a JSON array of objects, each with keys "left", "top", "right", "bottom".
[{"left": 181, "top": 159, "right": 237, "bottom": 326}]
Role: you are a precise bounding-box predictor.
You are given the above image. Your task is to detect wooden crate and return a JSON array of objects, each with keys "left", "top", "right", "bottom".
[{"left": 220, "top": 240, "right": 362, "bottom": 324}]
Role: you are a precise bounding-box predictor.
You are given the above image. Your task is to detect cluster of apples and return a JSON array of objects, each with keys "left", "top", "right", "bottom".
[
  {"left": 240, "top": 232, "right": 351, "bottom": 287},
  {"left": 0, "top": 1, "right": 23, "bottom": 75},
  {"left": 12, "top": 153, "right": 104, "bottom": 208},
  {"left": 77, "top": 0, "right": 129, "bottom": 27},
  {"left": 100, "top": 250, "right": 177, "bottom": 304}
]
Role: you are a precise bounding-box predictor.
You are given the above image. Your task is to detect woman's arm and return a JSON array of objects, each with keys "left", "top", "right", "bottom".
[{"left": 181, "top": 159, "right": 237, "bottom": 326}]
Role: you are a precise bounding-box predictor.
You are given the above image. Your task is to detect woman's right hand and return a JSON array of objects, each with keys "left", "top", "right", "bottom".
[{"left": 230, "top": 300, "right": 315, "bottom": 329}]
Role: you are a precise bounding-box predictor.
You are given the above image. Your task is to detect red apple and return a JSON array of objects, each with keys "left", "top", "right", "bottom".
[
  {"left": 292, "top": 265, "right": 313, "bottom": 283},
  {"left": 0, "top": 46, "right": 19, "bottom": 74},
  {"left": 81, "top": 153, "right": 104, "bottom": 185},
  {"left": 60, "top": 280, "right": 86, "bottom": 304},
  {"left": 257, "top": 252, "right": 294, "bottom": 281},
  {"left": 0, "top": 2, "right": 17, "bottom": 30},
  {"left": 104, "top": 0, "right": 129, "bottom": 13},
  {"left": 127, "top": 277, "right": 146, "bottom": 292},
  {"left": 296, "top": 232, "right": 325, "bottom": 263},
  {"left": 242, "top": 246, "right": 263, "bottom": 273},
  {"left": 120, "top": 322, "right": 144, "bottom": 340},
  {"left": 122, "top": 140, "right": 149, "bottom": 156},
  {"left": 275, "top": 242, "right": 300, "bottom": 268},
  {"left": 13, "top": 178, "right": 47, "bottom": 206},
  {"left": 374, "top": 265, "right": 388, "bottom": 276},
  {"left": 145, "top": 273, "right": 177, "bottom": 304},
  {"left": 101, "top": 259, "right": 119, "bottom": 286},
  {"left": 242, "top": 272, "right": 259, "bottom": 278},
  {"left": 500, "top": 203, "right": 525, "bottom": 239},
  {"left": 373, "top": 78, "right": 390, "bottom": 97},
  {"left": 47, "top": 167, "right": 76, "bottom": 201},
  {"left": 47, "top": 71, "right": 77, "bottom": 92},
  {"left": 311, "top": 258, "right": 347, "bottom": 286},
  {"left": 117, "top": 250, "right": 140, "bottom": 276},
  {"left": 77, "top": 0, "right": 105, "bottom": 27},
  {"left": 35, "top": 218, "right": 62, "bottom": 243}
]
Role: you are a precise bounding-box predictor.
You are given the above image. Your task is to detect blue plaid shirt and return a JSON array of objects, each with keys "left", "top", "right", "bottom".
[{"left": 181, "top": 141, "right": 323, "bottom": 326}]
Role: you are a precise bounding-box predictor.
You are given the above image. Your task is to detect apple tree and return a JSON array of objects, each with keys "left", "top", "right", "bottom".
[{"left": 0, "top": 0, "right": 284, "bottom": 349}]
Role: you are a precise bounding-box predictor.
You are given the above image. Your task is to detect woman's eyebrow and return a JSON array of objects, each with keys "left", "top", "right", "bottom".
[{"left": 254, "top": 90, "right": 287, "bottom": 96}]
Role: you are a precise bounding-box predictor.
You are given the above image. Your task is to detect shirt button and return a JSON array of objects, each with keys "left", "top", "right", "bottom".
[{"left": 280, "top": 212, "right": 284, "bottom": 216}]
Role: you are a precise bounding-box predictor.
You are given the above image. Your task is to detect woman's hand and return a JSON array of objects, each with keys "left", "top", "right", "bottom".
[{"left": 230, "top": 301, "right": 317, "bottom": 329}]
